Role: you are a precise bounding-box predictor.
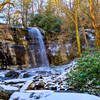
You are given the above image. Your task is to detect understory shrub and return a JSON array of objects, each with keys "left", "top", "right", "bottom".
[{"left": 67, "top": 50, "right": 100, "bottom": 95}]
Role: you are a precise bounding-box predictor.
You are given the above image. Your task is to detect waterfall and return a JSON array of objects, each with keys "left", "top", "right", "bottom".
[{"left": 27, "top": 27, "right": 49, "bottom": 67}]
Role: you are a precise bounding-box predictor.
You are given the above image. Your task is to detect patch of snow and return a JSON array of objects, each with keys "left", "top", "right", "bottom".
[
  {"left": 48, "top": 42, "right": 60, "bottom": 56},
  {"left": 4, "top": 77, "right": 34, "bottom": 84},
  {"left": 51, "top": 52, "right": 56, "bottom": 56},
  {"left": 20, "top": 80, "right": 33, "bottom": 92},
  {"left": 0, "top": 85, "right": 19, "bottom": 92},
  {"left": 88, "top": 33, "right": 95, "bottom": 41},
  {"left": 66, "top": 60, "right": 76, "bottom": 69},
  {"left": 85, "top": 29, "right": 95, "bottom": 33},
  {"left": 66, "top": 50, "right": 70, "bottom": 54},
  {"left": 0, "top": 70, "right": 9, "bottom": 77},
  {"left": 9, "top": 92, "right": 32, "bottom": 100},
  {"left": 40, "top": 93, "right": 100, "bottom": 100},
  {"left": 65, "top": 44, "right": 71, "bottom": 48},
  {"left": 9, "top": 90, "right": 54, "bottom": 100},
  {"left": 18, "top": 72, "right": 25, "bottom": 79}
]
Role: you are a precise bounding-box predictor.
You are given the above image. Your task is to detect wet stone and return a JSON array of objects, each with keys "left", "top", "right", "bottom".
[
  {"left": 49, "top": 86, "right": 57, "bottom": 91},
  {"left": 35, "top": 81, "right": 46, "bottom": 89},
  {"left": 5, "top": 70, "right": 19, "bottom": 79},
  {"left": 0, "top": 91, "right": 11, "bottom": 100}
]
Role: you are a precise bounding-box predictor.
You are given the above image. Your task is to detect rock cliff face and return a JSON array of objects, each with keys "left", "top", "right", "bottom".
[
  {"left": 0, "top": 23, "right": 96, "bottom": 67},
  {"left": 0, "top": 23, "right": 29, "bottom": 69},
  {"left": 0, "top": 23, "right": 77, "bottom": 68},
  {"left": 45, "top": 32, "right": 77, "bottom": 66}
]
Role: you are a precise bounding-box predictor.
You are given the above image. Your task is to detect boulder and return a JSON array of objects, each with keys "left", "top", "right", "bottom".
[
  {"left": 5, "top": 70, "right": 19, "bottom": 78},
  {"left": 35, "top": 81, "right": 46, "bottom": 89},
  {"left": 0, "top": 91, "right": 11, "bottom": 100},
  {"left": 0, "top": 85, "right": 19, "bottom": 100}
]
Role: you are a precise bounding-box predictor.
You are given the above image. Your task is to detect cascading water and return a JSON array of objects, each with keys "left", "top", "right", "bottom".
[{"left": 27, "top": 27, "right": 49, "bottom": 67}]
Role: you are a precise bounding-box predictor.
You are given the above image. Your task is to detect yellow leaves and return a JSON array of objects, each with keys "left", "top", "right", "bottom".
[
  {"left": 47, "top": 0, "right": 59, "bottom": 7},
  {"left": 50, "top": 0, "right": 61, "bottom": 6},
  {"left": 22, "top": 0, "right": 32, "bottom": 6},
  {"left": 0, "top": 0, "right": 15, "bottom": 9},
  {"left": 51, "top": 0, "right": 58, "bottom": 5}
]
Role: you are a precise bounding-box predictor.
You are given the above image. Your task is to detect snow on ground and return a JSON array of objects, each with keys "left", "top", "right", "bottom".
[
  {"left": 1, "top": 60, "right": 100, "bottom": 100},
  {"left": 9, "top": 92, "right": 100, "bottom": 100},
  {"left": 20, "top": 80, "right": 33, "bottom": 92},
  {"left": 40, "top": 93, "right": 100, "bottom": 100},
  {"left": 4, "top": 76, "right": 34, "bottom": 84},
  {"left": 0, "top": 85, "right": 18, "bottom": 91},
  {"left": 9, "top": 90, "right": 54, "bottom": 100}
]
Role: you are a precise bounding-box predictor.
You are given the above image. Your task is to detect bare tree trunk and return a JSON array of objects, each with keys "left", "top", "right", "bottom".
[
  {"left": 89, "top": 0, "right": 100, "bottom": 47},
  {"left": 7, "top": 3, "right": 10, "bottom": 24},
  {"left": 31, "top": 0, "right": 34, "bottom": 14},
  {"left": 75, "top": 0, "right": 81, "bottom": 57},
  {"left": 79, "top": 17, "right": 89, "bottom": 51},
  {"left": 21, "top": 0, "right": 25, "bottom": 26},
  {"left": 25, "top": 8, "right": 28, "bottom": 27},
  {"left": 69, "top": 0, "right": 72, "bottom": 9}
]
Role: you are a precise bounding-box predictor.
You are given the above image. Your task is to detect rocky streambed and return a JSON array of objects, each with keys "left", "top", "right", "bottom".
[
  {"left": 0, "top": 61, "right": 100, "bottom": 100},
  {"left": 0, "top": 61, "right": 75, "bottom": 100}
]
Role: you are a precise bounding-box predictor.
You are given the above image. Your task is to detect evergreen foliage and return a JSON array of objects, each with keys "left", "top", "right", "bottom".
[{"left": 67, "top": 50, "right": 100, "bottom": 95}]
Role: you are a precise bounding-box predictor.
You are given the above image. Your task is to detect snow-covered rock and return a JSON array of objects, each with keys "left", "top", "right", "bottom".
[
  {"left": 0, "top": 85, "right": 19, "bottom": 100},
  {"left": 20, "top": 80, "right": 33, "bottom": 92},
  {"left": 0, "top": 85, "right": 19, "bottom": 93},
  {"left": 0, "top": 60, "right": 78, "bottom": 99}
]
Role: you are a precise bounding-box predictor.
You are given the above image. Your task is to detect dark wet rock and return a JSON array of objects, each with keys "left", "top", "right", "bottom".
[
  {"left": 23, "top": 80, "right": 46, "bottom": 90},
  {"left": 0, "top": 85, "right": 19, "bottom": 100},
  {"left": 23, "top": 73, "right": 30, "bottom": 78},
  {"left": 35, "top": 71, "right": 52, "bottom": 76},
  {"left": 59, "top": 86, "right": 66, "bottom": 91},
  {"left": 58, "top": 81, "right": 63, "bottom": 85},
  {"left": 22, "top": 72, "right": 35, "bottom": 78},
  {"left": 45, "top": 82, "right": 55, "bottom": 88},
  {"left": 33, "top": 94, "right": 41, "bottom": 99},
  {"left": 5, "top": 70, "right": 19, "bottom": 78},
  {"left": 4, "top": 79, "right": 27, "bottom": 85},
  {"left": 49, "top": 86, "right": 57, "bottom": 91},
  {"left": 34, "top": 76, "right": 43, "bottom": 80},
  {"left": 0, "top": 91, "right": 11, "bottom": 100}
]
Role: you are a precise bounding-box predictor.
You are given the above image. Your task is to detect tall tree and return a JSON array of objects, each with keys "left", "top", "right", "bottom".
[
  {"left": 75, "top": 0, "right": 81, "bottom": 56},
  {"left": 89, "top": 0, "right": 100, "bottom": 47}
]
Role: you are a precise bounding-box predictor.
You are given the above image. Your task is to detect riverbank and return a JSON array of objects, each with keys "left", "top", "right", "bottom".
[{"left": 0, "top": 60, "right": 100, "bottom": 100}]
